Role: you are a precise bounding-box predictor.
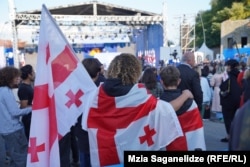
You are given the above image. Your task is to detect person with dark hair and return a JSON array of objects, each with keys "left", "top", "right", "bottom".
[
  {"left": 0, "top": 66, "right": 32, "bottom": 167},
  {"left": 159, "top": 65, "right": 206, "bottom": 150},
  {"left": 86, "top": 53, "right": 194, "bottom": 166},
  {"left": 18, "top": 64, "right": 35, "bottom": 139},
  {"left": 75, "top": 58, "right": 100, "bottom": 167},
  {"left": 140, "top": 67, "right": 163, "bottom": 98},
  {"left": 82, "top": 58, "right": 101, "bottom": 80},
  {"left": 94, "top": 58, "right": 106, "bottom": 86},
  {"left": 177, "top": 51, "right": 203, "bottom": 112},
  {"left": 229, "top": 100, "right": 250, "bottom": 150},
  {"left": 220, "top": 59, "right": 241, "bottom": 142}
]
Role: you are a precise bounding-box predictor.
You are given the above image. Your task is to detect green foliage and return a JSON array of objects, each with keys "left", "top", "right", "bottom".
[{"left": 195, "top": 0, "right": 250, "bottom": 49}]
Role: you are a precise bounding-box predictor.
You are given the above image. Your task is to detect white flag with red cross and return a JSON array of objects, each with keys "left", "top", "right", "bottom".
[
  {"left": 26, "top": 5, "right": 97, "bottom": 167},
  {"left": 166, "top": 100, "right": 206, "bottom": 151},
  {"left": 87, "top": 83, "right": 183, "bottom": 167}
]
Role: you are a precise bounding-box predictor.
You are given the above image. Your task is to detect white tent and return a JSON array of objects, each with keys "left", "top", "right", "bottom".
[{"left": 197, "top": 42, "right": 214, "bottom": 61}]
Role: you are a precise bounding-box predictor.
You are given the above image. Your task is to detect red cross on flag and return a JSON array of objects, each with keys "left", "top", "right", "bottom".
[
  {"left": 26, "top": 5, "right": 97, "bottom": 167},
  {"left": 166, "top": 101, "right": 206, "bottom": 150},
  {"left": 87, "top": 84, "right": 183, "bottom": 167}
]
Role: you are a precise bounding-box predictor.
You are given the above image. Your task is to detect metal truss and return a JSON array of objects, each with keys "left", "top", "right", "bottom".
[
  {"left": 16, "top": 14, "right": 164, "bottom": 23},
  {"left": 8, "top": 0, "right": 19, "bottom": 68}
]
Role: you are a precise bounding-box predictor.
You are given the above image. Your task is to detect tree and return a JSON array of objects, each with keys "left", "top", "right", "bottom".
[{"left": 195, "top": 0, "right": 250, "bottom": 49}]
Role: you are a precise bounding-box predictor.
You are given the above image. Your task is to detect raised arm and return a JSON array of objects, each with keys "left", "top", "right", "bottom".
[{"left": 169, "top": 89, "right": 193, "bottom": 111}]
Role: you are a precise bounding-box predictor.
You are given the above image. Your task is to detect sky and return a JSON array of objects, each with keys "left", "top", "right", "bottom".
[{"left": 0, "top": 0, "right": 211, "bottom": 43}]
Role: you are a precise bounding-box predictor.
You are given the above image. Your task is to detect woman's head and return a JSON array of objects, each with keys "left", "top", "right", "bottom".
[
  {"left": 140, "top": 68, "right": 157, "bottom": 90},
  {"left": 215, "top": 63, "right": 224, "bottom": 74},
  {"left": 82, "top": 58, "right": 101, "bottom": 81},
  {"left": 225, "top": 59, "right": 239, "bottom": 72},
  {"left": 0, "top": 66, "right": 21, "bottom": 88},
  {"left": 107, "top": 53, "right": 142, "bottom": 85}
]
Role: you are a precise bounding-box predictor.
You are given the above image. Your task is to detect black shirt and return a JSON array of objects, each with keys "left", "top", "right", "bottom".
[{"left": 18, "top": 83, "right": 34, "bottom": 139}]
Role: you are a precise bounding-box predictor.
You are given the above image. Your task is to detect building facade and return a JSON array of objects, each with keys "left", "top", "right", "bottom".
[{"left": 221, "top": 19, "right": 250, "bottom": 59}]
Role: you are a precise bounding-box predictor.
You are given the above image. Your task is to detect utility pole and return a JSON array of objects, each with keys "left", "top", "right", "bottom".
[{"left": 8, "top": 0, "right": 19, "bottom": 68}]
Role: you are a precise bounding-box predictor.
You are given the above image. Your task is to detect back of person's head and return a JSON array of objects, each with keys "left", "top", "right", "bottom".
[
  {"left": 150, "top": 67, "right": 157, "bottom": 74},
  {"left": 82, "top": 58, "right": 101, "bottom": 79},
  {"left": 215, "top": 63, "right": 224, "bottom": 74},
  {"left": 107, "top": 53, "right": 142, "bottom": 85},
  {"left": 0, "top": 66, "right": 21, "bottom": 88},
  {"left": 20, "top": 64, "right": 33, "bottom": 80},
  {"left": 160, "top": 65, "right": 180, "bottom": 88},
  {"left": 201, "top": 65, "right": 209, "bottom": 77},
  {"left": 225, "top": 59, "right": 239, "bottom": 69},
  {"left": 140, "top": 68, "right": 157, "bottom": 90},
  {"left": 93, "top": 58, "right": 105, "bottom": 74},
  {"left": 193, "top": 65, "right": 201, "bottom": 77},
  {"left": 181, "top": 51, "right": 195, "bottom": 67},
  {"left": 143, "top": 65, "right": 152, "bottom": 71}
]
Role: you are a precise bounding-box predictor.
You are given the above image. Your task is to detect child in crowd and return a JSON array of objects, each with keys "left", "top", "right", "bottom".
[{"left": 159, "top": 65, "right": 206, "bottom": 150}]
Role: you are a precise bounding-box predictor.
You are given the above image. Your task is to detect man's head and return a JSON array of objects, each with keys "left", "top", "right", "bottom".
[
  {"left": 181, "top": 51, "right": 195, "bottom": 67},
  {"left": 160, "top": 65, "right": 180, "bottom": 89},
  {"left": 107, "top": 53, "right": 142, "bottom": 85},
  {"left": 20, "top": 64, "right": 35, "bottom": 82}
]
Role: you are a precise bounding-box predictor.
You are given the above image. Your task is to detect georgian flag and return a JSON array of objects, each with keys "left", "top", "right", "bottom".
[
  {"left": 167, "top": 100, "right": 206, "bottom": 150},
  {"left": 26, "top": 5, "right": 97, "bottom": 167},
  {"left": 87, "top": 83, "right": 183, "bottom": 167}
]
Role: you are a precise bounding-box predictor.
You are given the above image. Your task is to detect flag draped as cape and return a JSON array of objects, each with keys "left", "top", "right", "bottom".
[
  {"left": 87, "top": 83, "right": 183, "bottom": 167},
  {"left": 167, "top": 101, "right": 206, "bottom": 150}
]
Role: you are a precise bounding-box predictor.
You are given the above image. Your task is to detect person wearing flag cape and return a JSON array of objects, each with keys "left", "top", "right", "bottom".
[
  {"left": 85, "top": 53, "right": 194, "bottom": 166},
  {"left": 159, "top": 65, "right": 206, "bottom": 150}
]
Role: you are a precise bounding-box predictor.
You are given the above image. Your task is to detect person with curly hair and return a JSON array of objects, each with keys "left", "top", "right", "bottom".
[
  {"left": 0, "top": 66, "right": 32, "bottom": 167},
  {"left": 86, "top": 53, "right": 194, "bottom": 166}
]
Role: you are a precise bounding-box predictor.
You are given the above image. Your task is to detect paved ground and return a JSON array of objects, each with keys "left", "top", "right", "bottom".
[
  {"left": 203, "top": 119, "right": 229, "bottom": 151},
  {"left": 3, "top": 119, "right": 228, "bottom": 167}
]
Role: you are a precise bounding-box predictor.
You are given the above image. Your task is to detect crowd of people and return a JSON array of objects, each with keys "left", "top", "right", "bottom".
[{"left": 0, "top": 51, "right": 250, "bottom": 167}]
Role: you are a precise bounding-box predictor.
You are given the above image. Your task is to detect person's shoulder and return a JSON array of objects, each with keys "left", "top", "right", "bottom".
[
  {"left": 230, "top": 100, "right": 250, "bottom": 150},
  {"left": 0, "top": 87, "right": 12, "bottom": 96},
  {"left": 0, "top": 86, "right": 9, "bottom": 92}
]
